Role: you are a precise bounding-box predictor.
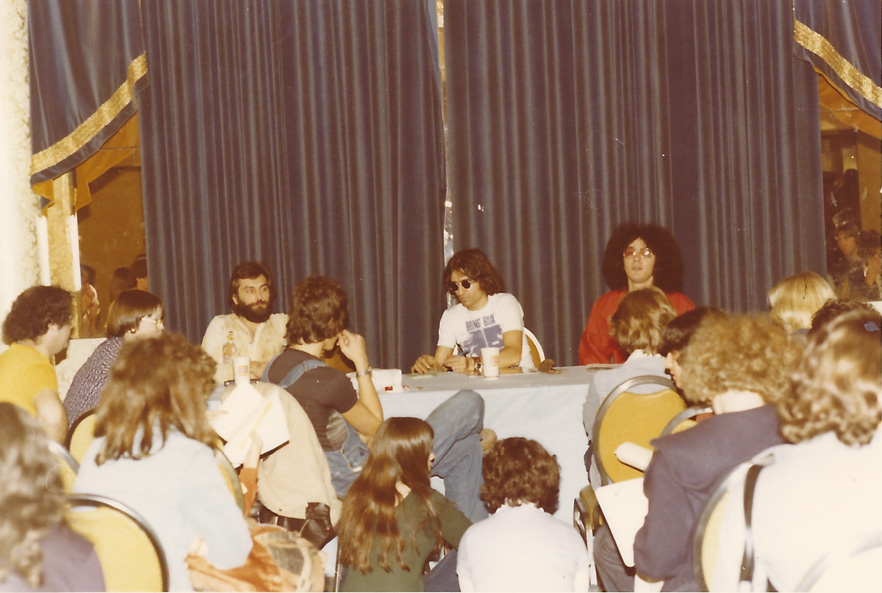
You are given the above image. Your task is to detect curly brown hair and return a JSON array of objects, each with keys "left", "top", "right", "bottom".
[
  {"left": 480, "top": 437, "right": 560, "bottom": 515},
  {"left": 94, "top": 333, "right": 218, "bottom": 464},
  {"left": 443, "top": 249, "right": 505, "bottom": 297},
  {"left": 609, "top": 287, "right": 676, "bottom": 354},
  {"left": 2, "top": 286, "right": 73, "bottom": 344},
  {"left": 285, "top": 276, "right": 349, "bottom": 346},
  {"left": 0, "top": 403, "right": 66, "bottom": 588},
  {"left": 338, "top": 418, "right": 440, "bottom": 574},
  {"left": 678, "top": 314, "right": 800, "bottom": 405},
  {"left": 779, "top": 309, "right": 881, "bottom": 446},
  {"left": 601, "top": 223, "right": 685, "bottom": 292}
]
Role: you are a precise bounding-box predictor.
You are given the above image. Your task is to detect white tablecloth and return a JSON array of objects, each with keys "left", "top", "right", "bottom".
[{"left": 380, "top": 366, "right": 595, "bottom": 521}]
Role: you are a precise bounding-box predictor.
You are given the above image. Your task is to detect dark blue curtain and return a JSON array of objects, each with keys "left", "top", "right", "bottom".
[
  {"left": 444, "top": 0, "right": 825, "bottom": 365},
  {"left": 139, "top": 0, "right": 446, "bottom": 368}
]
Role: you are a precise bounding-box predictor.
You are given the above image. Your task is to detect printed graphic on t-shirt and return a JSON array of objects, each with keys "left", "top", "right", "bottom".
[{"left": 462, "top": 314, "right": 504, "bottom": 354}]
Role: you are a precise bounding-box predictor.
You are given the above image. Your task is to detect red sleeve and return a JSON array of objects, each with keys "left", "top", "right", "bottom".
[
  {"left": 579, "top": 291, "right": 627, "bottom": 365},
  {"left": 666, "top": 292, "right": 696, "bottom": 315}
]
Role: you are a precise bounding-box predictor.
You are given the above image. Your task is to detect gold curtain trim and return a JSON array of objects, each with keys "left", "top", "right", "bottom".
[
  {"left": 30, "top": 51, "right": 148, "bottom": 177},
  {"left": 793, "top": 19, "right": 882, "bottom": 110}
]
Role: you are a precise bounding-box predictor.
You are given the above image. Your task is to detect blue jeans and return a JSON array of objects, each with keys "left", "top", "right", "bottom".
[{"left": 324, "top": 389, "right": 489, "bottom": 522}]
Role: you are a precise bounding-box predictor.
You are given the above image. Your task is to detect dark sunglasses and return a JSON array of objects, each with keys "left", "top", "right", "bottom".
[{"left": 447, "top": 279, "right": 473, "bottom": 293}]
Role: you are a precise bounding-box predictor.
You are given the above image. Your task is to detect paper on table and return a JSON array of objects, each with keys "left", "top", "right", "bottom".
[
  {"left": 595, "top": 477, "right": 648, "bottom": 567},
  {"left": 615, "top": 442, "right": 653, "bottom": 471},
  {"left": 210, "top": 383, "right": 289, "bottom": 467},
  {"left": 348, "top": 368, "right": 403, "bottom": 392}
]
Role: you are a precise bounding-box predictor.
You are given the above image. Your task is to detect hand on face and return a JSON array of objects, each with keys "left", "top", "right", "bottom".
[{"left": 337, "top": 329, "right": 369, "bottom": 369}]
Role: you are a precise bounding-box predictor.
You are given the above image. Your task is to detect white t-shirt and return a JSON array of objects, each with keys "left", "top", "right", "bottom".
[
  {"left": 437, "top": 292, "right": 534, "bottom": 370},
  {"left": 457, "top": 503, "right": 590, "bottom": 592}
]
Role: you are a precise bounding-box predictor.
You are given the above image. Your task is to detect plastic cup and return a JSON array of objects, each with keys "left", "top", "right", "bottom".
[
  {"left": 481, "top": 347, "right": 500, "bottom": 378},
  {"left": 233, "top": 356, "right": 251, "bottom": 386}
]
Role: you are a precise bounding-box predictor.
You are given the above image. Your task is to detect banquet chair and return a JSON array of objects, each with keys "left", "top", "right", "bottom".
[
  {"left": 46, "top": 438, "right": 79, "bottom": 492},
  {"left": 66, "top": 493, "right": 169, "bottom": 592},
  {"left": 215, "top": 447, "right": 246, "bottom": 512},
  {"left": 66, "top": 408, "right": 97, "bottom": 463},
  {"left": 796, "top": 530, "right": 882, "bottom": 592},
  {"left": 592, "top": 375, "right": 686, "bottom": 486},
  {"left": 660, "top": 405, "right": 713, "bottom": 437},
  {"left": 523, "top": 327, "right": 545, "bottom": 367}
]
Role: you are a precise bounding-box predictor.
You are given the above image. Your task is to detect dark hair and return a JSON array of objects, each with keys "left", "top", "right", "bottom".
[
  {"left": 228, "top": 261, "right": 274, "bottom": 309},
  {"left": 658, "top": 307, "right": 729, "bottom": 357},
  {"left": 0, "top": 403, "right": 66, "bottom": 588},
  {"left": 780, "top": 309, "right": 881, "bottom": 446},
  {"left": 105, "top": 290, "right": 164, "bottom": 337},
  {"left": 810, "top": 299, "right": 875, "bottom": 337},
  {"left": 857, "top": 229, "right": 881, "bottom": 261},
  {"left": 834, "top": 221, "right": 860, "bottom": 240},
  {"left": 285, "top": 276, "right": 349, "bottom": 345},
  {"left": 443, "top": 249, "right": 505, "bottom": 297},
  {"left": 609, "top": 287, "right": 675, "bottom": 354},
  {"left": 130, "top": 256, "right": 148, "bottom": 280},
  {"left": 2, "top": 286, "right": 73, "bottom": 344},
  {"left": 109, "top": 267, "right": 137, "bottom": 303},
  {"left": 339, "top": 418, "right": 439, "bottom": 574},
  {"left": 480, "top": 437, "right": 560, "bottom": 514},
  {"left": 80, "top": 264, "right": 96, "bottom": 286},
  {"left": 95, "top": 333, "right": 218, "bottom": 464},
  {"left": 601, "top": 223, "right": 685, "bottom": 292}
]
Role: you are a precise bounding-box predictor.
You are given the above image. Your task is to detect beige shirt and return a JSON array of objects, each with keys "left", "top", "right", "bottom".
[{"left": 201, "top": 313, "right": 288, "bottom": 383}]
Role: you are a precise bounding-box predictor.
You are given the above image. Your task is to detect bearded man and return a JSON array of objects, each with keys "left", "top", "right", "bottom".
[{"left": 202, "top": 261, "right": 288, "bottom": 383}]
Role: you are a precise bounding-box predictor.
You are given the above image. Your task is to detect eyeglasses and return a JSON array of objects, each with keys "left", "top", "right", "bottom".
[
  {"left": 447, "top": 279, "right": 473, "bottom": 293},
  {"left": 141, "top": 316, "right": 164, "bottom": 327},
  {"left": 623, "top": 247, "right": 654, "bottom": 259}
]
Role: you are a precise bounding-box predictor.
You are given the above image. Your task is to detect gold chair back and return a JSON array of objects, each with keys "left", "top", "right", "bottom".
[
  {"left": 66, "top": 409, "right": 97, "bottom": 464},
  {"left": 67, "top": 493, "right": 169, "bottom": 591}
]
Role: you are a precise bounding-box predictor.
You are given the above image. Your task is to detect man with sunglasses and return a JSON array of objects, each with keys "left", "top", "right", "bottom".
[{"left": 412, "top": 248, "right": 534, "bottom": 374}]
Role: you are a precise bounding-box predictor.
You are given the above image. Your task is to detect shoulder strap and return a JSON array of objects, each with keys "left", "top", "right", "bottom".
[
  {"left": 739, "top": 462, "right": 768, "bottom": 591},
  {"left": 262, "top": 353, "right": 328, "bottom": 389}
]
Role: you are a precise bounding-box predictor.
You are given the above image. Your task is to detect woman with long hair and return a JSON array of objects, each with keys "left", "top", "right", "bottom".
[
  {"left": 338, "top": 417, "right": 471, "bottom": 591},
  {"left": 0, "top": 402, "right": 104, "bottom": 591},
  {"left": 64, "top": 289, "right": 164, "bottom": 427},
  {"left": 73, "top": 333, "right": 251, "bottom": 591}
]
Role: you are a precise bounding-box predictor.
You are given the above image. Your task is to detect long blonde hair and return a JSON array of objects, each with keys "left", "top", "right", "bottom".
[
  {"left": 768, "top": 271, "right": 835, "bottom": 333},
  {"left": 338, "top": 418, "right": 440, "bottom": 574}
]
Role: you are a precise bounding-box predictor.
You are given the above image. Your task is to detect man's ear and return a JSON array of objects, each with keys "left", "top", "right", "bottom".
[{"left": 231, "top": 292, "right": 240, "bottom": 306}]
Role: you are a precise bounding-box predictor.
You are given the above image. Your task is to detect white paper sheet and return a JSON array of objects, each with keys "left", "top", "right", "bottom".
[
  {"left": 595, "top": 477, "right": 649, "bottom": 567},
  {"left": 210, "top": 383, "right": 289, "bottom": 466}
]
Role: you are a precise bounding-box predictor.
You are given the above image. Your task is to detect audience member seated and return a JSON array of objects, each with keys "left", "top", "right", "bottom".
[
  {"left": 265, "top": 275, "right": 488, "bottom": 522},
  {"left": 74, "top": 334, "right": 252, "bottom": 591},
  {"left": 583, "top": 287, "right": 676, "bottom": 486},
  {"left": 456, "top": 437, "right": 590, "bottom": 592},
  {"left": 412, "top": 248, "right": 534, "bottom": 374},
  {"left": 338, "top": 418, "right": 470, "bottom": 592},
  {"left": 840, "top": 229, "right": 881, "bottom": 302},
  {"left": 594, "top": 314, "right": 798, "bottom": 591},
  {"left": 0, "top": 403, "right": 105, "bottom": 592},
  {"left": 579, "top": 223, "right": 695, "bottom": 365},
  {"left": 752, "top": 309, "right": 882, "bottom": 591},
  {"left": 79, "top": 264, "right": 101, "bottom": 338},
  {"left": 0, "top": 286, "right": 72, "bottom": 442},
  {"left": 108, "top": 266, "right": 137, "bottom": 305},
  {"left": 828, "top": 221, "right": 862, "bottom": 295},
  {"left": 64, "top": 290, "right": 164, "bottom": 428},
  {"left": 768, "top": 271, "right": 835, "bottom": 340},
  {"left": 809, "top": 297, "right": 875, "bottom": 337},
  {"left": 656, "top": 306, "right": 728, "bottom": 390},
  {"left": 202, "top": 261, "right": 288, "bottom": 384}
]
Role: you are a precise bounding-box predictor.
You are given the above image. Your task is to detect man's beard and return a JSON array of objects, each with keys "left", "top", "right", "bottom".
[{"left": 234, "top": 301, "right": 272, "bottom": 323}]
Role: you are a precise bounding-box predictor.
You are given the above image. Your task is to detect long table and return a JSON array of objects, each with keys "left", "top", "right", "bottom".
[{"left": 380, "top": 366, "right": 595, "bottom": 521}]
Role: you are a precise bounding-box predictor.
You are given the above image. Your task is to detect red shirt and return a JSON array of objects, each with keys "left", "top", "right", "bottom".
[{"left": 578, "top": 289, "right": 696, "bottom": 365}]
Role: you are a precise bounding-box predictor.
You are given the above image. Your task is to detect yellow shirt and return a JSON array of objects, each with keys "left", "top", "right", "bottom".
[{"left": 0, "top": 343, "right": 58, "bottom": 416}]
